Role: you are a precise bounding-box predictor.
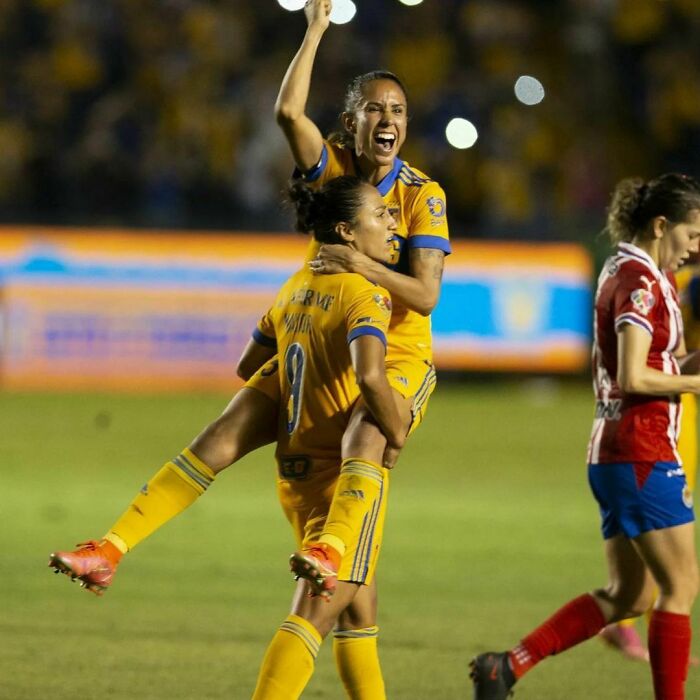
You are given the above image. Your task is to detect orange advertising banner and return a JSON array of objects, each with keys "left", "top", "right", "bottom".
[{"left": 0, "top": 226, "right": 592, "bottom": 391}]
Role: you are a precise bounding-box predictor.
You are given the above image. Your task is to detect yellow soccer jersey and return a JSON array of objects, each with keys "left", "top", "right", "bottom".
[
  {"left": 254, "top": 266, "right": 392, "bottom": 461},
  {"left": 298, "top": 140, "right": 451, "bottom": 362}
]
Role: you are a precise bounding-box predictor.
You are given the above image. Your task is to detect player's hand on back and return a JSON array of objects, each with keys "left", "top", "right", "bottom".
[{"left": 305, "top": 0, "right": 332, "bottom": 31}]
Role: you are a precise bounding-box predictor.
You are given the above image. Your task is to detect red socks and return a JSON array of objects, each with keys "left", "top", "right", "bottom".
[
  {"left": 648, "top": 610, "right": 691, "bottom": 700},
  {"left": 508, "top": 594, "right": 606, "bottom": 679}
]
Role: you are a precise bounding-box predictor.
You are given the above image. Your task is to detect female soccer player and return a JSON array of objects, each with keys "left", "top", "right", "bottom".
[
  {"left": 247, "top": 0, "right": 449, "bottom": 589},
  {"left": 600, "top": 263, "right": 700, "bottom": 663},
  {"left": 471, "top": 173, "right": 700, "bottom": 700},
  {"left": 251, "top": 174, "right": 403, "bottom": 699},
  {"left": 49, "top": 6, "right": 447, "bottom": 680}
]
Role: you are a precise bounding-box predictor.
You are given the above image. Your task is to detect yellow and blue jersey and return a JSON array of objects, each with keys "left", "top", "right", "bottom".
[
  {"left": 255, "top": 266, "right": 392, "bottom": 461},
  {"left": 674, "top": 264, "right": 699, "bottom": 491},
  {"left": 298, "top": 140, "right": 451, "bottom": 362}
]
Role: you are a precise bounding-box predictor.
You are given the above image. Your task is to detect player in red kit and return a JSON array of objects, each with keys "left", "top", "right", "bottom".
[{"left": 471, "top": 173, "right": 700, "bottom": 700}]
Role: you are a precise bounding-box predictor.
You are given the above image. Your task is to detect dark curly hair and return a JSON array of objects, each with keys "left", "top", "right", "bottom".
[
  {"left": 607, "top": 173, "right": 700, "bottom": 244},
  {"left": 287, "top": 175, "right": 368, "bottom": 244}
]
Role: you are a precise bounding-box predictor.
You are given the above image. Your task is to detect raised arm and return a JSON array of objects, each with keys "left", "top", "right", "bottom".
[
  {"left": 617, "top": 324, "right": 700, "bottom": 394},
  {"left": 275, "top": 0, "right": 331, "bottom": 172}
]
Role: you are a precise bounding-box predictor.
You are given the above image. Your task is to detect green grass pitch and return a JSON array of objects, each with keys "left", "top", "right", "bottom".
[{"left": 2, "top": 382, "right": 699, "bottom": 699}]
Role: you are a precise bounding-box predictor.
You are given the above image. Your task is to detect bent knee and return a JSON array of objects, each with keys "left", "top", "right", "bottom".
[{"left": 597, "top": 585, "right": 655, "bottom": 619}]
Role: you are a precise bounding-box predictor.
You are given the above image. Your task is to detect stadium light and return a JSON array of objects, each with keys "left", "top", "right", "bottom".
[
  {"left": 514, "top": 75, "right": 545, "bottom": 106},
  {"left": 277, "top": 0, "right": 306, "bottom": 10},
  {"left": 445, "top": 118, "right": 478, "bottom": 149},
  {"left": 397, "top": 0, "right": 424, "bottom": 5},
  {"left": 330, "top": 0, "right": 356, "bottom": 24}
]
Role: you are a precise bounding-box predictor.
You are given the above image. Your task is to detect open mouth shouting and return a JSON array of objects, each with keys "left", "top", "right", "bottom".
[{"left": 374, "top": 131, "right": 397, "bottom": 154}]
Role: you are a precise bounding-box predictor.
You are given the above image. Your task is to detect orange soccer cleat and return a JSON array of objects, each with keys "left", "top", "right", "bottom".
[
  {"left": 289, "top": 543, "right": 341, "bottom": 601},
  {"left": 48, "top": 540, "right": 121, "bottom": 596}
]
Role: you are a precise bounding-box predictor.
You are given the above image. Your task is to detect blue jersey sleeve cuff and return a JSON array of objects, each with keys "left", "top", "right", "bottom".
[
  {"left": 408, "top": 235, "right": 452, "bottom": 255},
  {"left": 347, "top": 325, "right": 387, "bottom": 348},
  {"left": 291, "top": 145, "right": 328, "bottom": 183},
  {"left": 252, "top": 328, "right": 277, "bottom": 348}
]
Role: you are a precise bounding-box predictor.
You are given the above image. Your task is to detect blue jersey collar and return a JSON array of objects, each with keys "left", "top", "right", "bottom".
[
  {"left": 351, "top": 153, "right": 404, "bottom": 196},
  {"left": 375, "top": 157, "right": 404, "bottom": 196}
]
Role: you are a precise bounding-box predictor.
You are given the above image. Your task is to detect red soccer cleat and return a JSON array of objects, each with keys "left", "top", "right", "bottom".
[
  {"left": 289, "top": 543, "right": 341, "bottom": 601},
  {"left": 48, "top": 540, "right": 121, "bottom": 596}
]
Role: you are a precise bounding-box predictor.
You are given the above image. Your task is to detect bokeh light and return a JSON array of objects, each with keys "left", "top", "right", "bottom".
[
  {"left": 276, "top": 0, "right": 306, "bottom": 11},
  {"left": 330, "top": 0, "right": 357, "bottom": 24},
  {"left": 397, "top": 0, "right": 424, "bottom": 6},
  {"left": 514, "top": 75, "right": 545, "bottom": 106},
  {"left": 445, "top": 118, "right": 479, "bottom": 149}
]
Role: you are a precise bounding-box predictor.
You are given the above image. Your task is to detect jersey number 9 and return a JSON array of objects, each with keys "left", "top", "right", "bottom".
[{"left": 285, "top": 343, "right": 305, "bottom": 435}]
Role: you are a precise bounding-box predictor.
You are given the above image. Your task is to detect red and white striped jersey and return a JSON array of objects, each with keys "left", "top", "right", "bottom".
[{"left": 587, "top": 242, "right": 683, "bottom": 464}]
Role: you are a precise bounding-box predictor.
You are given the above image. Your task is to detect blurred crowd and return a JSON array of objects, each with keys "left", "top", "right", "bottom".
[{"left": 1, "top": 0, "right": 699, "bottom": 239}]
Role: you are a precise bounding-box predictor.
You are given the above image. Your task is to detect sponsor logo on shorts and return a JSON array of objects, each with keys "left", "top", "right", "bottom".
[
  {"left": 260, "top": 359, "right": 279, "bottom": 377},
  {"left": 666, "top": 467, "right": 685, "bottom": 478},
  {"left": 140, "top": 483, "right": 149, "bottom": 495},
  {"left": 278, "top": 455, "right": 311, "bottom": 480},
  {"left": 683, "top": 485, "right": 694, "bottom": 509},
  {"left": 396, "top": 376, "right": 408, "bottom": 386}
]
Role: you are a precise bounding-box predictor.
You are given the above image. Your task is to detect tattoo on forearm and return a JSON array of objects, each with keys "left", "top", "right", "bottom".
[
  {"left": 411, "top": 248, "right": 445, "bottom": 280},
  {"left": 414, "top": 249, "right": 443, "bottom": 259}
]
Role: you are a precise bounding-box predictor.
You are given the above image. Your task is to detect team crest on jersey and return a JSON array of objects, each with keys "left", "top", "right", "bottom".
[
  {"left": 683, "top": 484, "right": 693, "bottom": 509},
  {"left": 427, "top": 196, "right": 445, "bottom": 217},
  {"left": 373, "top": 294, "right": 392, "bottom": 313},
  {"left": 630, "top": 288, "right": 655, "bottom": 316}
]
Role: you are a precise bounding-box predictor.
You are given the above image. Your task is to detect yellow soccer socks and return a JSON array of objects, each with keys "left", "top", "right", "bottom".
[
  {"left": 334, "top": 626, "right": 386, "bottom": 699},
  {"left": 319, "top": 459, "right": 385, "bottom": 556},
  {"left": 104, "top": 448, "right": 215, "bottom": 553},
  {"left": 252, "top": 614, "right": 321, "bottom": 700}
]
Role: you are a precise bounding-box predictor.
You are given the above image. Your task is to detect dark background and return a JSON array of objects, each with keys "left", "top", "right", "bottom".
[{"left": 1, "top": 0, "right": 698, "bottom": 240}]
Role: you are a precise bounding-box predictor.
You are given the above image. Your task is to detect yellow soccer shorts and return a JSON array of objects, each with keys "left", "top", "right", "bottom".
[
  {"left": 386, "top": 356, "right": 437, "bottom": 436},
  {"left": 246, "top": 352, "right": 437, "bottom": 436},
  {"left": 276, "top": 457, "right": 389, "bottom": 586},
  {"left": 245, "top": 355, "right": 281, "bottom": 401}
]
